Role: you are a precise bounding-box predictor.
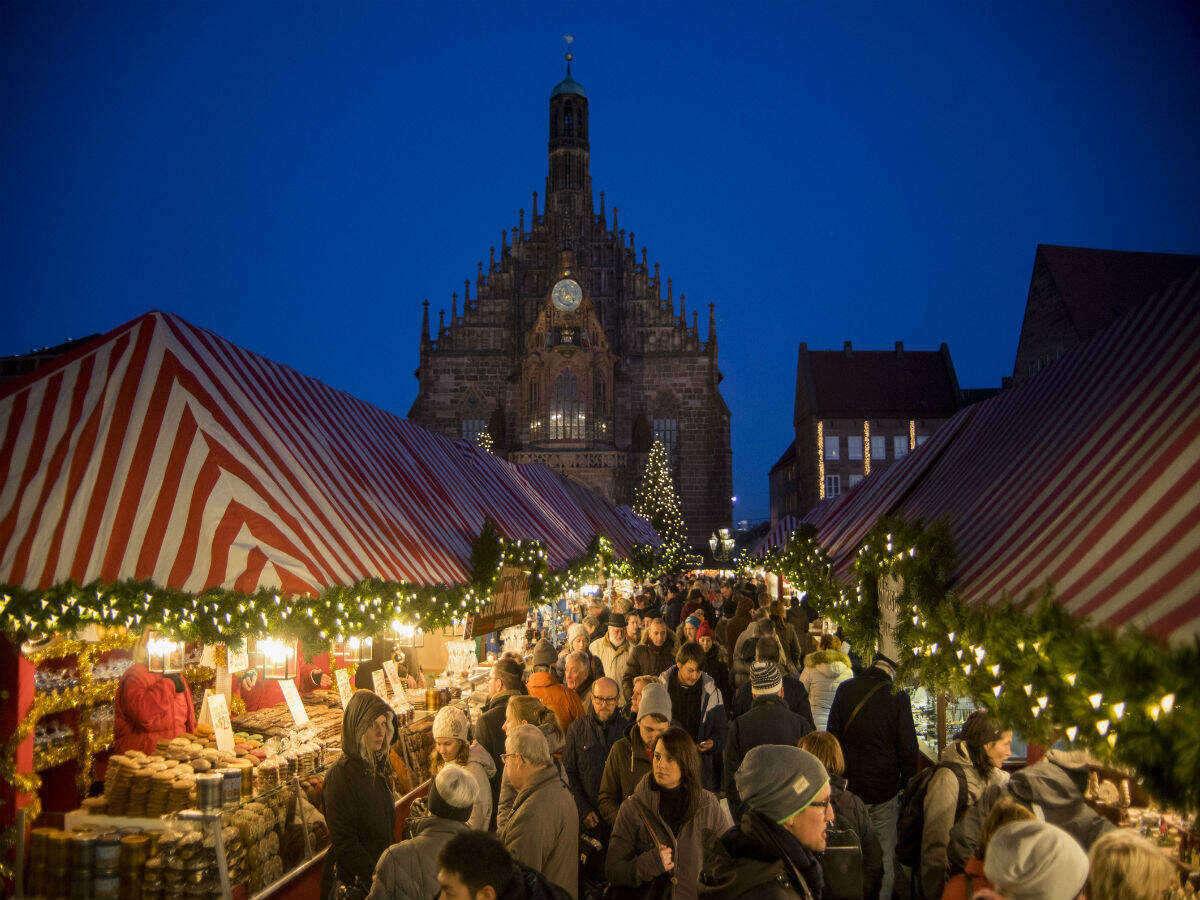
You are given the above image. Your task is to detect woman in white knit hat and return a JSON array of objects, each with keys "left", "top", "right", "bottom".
[{"left": 430, "top": 705, "right": 494, "bottom": 831}]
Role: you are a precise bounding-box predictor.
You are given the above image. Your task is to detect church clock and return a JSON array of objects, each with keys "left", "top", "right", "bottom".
[{"left": 551, "top": 277, "right": 583, "bottom": 312}]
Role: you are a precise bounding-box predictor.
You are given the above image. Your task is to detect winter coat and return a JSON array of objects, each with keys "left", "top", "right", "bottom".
[
  {"left": 114, "top": 664, "right": 196, "bottom": 756},
  {"left": 828, "top": 773, "right": 884, "bottom": 900},
  {"left": 556, "top": 647, "right": 604, "bottom": 685},
  {"left": 324, "top": 692, "right": 396, "bottom": 897},
  {"left": 919, "top": 742, "right": 1008, "bottom": 900},
  {"left": 500, "top": 765, "right": 580, "bottom": 900},
  {"left": 564, "top": 707, "right": 631, "bottom": 820},
  {"left": 233, "top": 663, "right": 324, "bottom": 712},
  {"left": 702, "top": 644, "right": 733, "bottom": 709},
  {"left": 939, "top": 857, "right": 992, "bottom": 900},
  {"left": 798, "top": 649, "right": 853, "bottom": 731},
  {"left": 478, "top": 688, "right": 526, "bottom": 811},
  {"left": 732, "top": 619, "right": 790, "bottom": 688},
  {"left": 589, "top": 635, "right": 633, "bottom": 700},
  {"left": 497, "top": 723, "right": 567, "bottom": 832},
  {"left": 680, "top": 596, "right": 718, "bottom": 628},
  {"left": 622, "top": 632, "right": 679, "bottom": 700},
  {"left": 770, "top": 618, "right": 805, "bottom": 673},
  {"left": 528, "top": 670, "right": 585, "bottom": 734},
  {"left": 699, "top": 812, "right": 825, "bottom": 900},
  {"left": 947, "top": 750, "right": 1114, "bottom": 872},
  {"left": 607, "top": 774, "right": 731, "bottom": 900},
  {"left": 458, "top": 742, "right": 497, "bottom": 831},
  {"left": 717, "top": 601, "right": 754, "bottom": 658},
  {"left": 730, "top": 676, "right": 814, "bottom": 728},
  {"left": 722, "top": 695, "right": 813, "bottom": 818},
  {"left": 826, "top": 665, "right": 919, "bottom": 805},
  {"left": 499, "top": 863, "right": 575, "bottom": 900},
  {"left": 598, "top": 721, "right": 656, "bottom": 825},
  {"left": 664, "top": 596, "right": 684, "bottom": 630},
  {"left": 365, "top": 816, "right": 469, "bottom": 900},
  {"left": 660, "top": 666, "right": 728, "bottom": 790}
]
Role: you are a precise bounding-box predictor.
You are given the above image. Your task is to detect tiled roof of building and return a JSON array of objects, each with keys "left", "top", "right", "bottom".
[
  {"left": 769, "top": 438, "right": 796, "bottom": 473},
  {"left": 794, "top": 342, "right": 961, "bottom": 421},
  {"left": 1035, "top": 244, "right": 1200, "bottom": 339}
]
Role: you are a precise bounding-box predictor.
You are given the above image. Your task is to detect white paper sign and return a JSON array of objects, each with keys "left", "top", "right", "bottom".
[
  {"left": 279, "top": 679, "right": 310, "bottom": 726},
  {"left": 371, "top": 669, "right": 389, "bottom": 701},
  {"left": 197, "top": 689, "right": 213, "bottom": 727},
  {"left": 383, "top": 659, "right": 404, "bottom": 698},
  {"left": 227, "top": 645, "right": 249, "bottom": 673},
  {"left": 206, "top": 693, "right": 235, "bottom": 753},
  {"left": 335, "top": 668, "right": 353, "bottom": 709},
  {"left": 200, "top": 644, "right": 216, "bottom": 668}
]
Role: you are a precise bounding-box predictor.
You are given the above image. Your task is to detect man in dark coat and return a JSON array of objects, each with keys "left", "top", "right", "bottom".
[
  {"left": 723, "top": 662, "right": 814, "bottom": 820},
  {"left": 619, "top": 618, "right": 678, "bottom": 700},
  {"left": 662, "top": 585, "right": 684, "bottom": 630},
  {"left": 562, "top": 678, "right": 628, "bottom": 900},
  {"left": 476, "top": 657, "right": 527, "bottom": 823},
  {"left": 827, "top": 653, "right": 918, "bottom": 900},
  {"left": 730, "top": 636, "right": 814, "bottom": 726},
  {"left": 596, "top": 682, "right": 672, "bottom": 825},
  {"left": 437, "top": 830, "right": 572, "bottom": 900}
]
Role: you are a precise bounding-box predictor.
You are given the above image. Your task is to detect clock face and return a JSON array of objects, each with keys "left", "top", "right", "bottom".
[{"left": 551, "top": 278, "right": 583, "bottom": 312}]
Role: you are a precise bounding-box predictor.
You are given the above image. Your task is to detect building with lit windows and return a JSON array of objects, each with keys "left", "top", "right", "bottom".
[{"left": 408, "top": 59, "right": 732, "bottom": 544}]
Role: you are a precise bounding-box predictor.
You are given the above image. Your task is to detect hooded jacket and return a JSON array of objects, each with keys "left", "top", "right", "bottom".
[
  {"left": 722, "top": 695, "right": 813, "bottom": 821},
  {"left": 500, "top": 764, "right": 580, "bottom": 900},
  {"left": 622, "top": 630, "right": 680, "bottom": 700},
  {"left": 797, "top": 649, "right": 853, "bottom": 731},
  {"left": 947, "top": 750, "right": 1114, "bottom": 871},
  {"left": 564, "top": 706, "right": 631, "bottom": 821},
  {"left": 919, "top": 741, "right": 1008, "bottom": 900},
  {"left": 598, "top": 721, "right": 656, "bottom": 825},
  {"left": 528, "top": 670, "right": 585, "bottom": 734},
  {"left": 607, "top": 773, "right": 730, "bottom": 900},
  {"left": 461, "top": 742, "right": 498, "bottom": 831},
  {"left": 698, "top": 812, "right": 824, "bottom": 900},
  {"left": 659, "top": 665, "right": 728, "bottom": 790},
  {"left": 365, "top": 816, "right": 469, "bottom": 900},
  {"left": 324, "top": 691, "right": 396, "bottom": 894},
  {"left": 114, "top": 663, "right": 196, "bottom": 756},
  {"left": 589, "top": 634, "right": 633, "bottom": 699}
]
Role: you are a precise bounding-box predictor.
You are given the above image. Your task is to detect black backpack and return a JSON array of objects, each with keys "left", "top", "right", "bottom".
[
  {"left": 895, "top": 762, "right": 969, "bottom": 868},
  {"left": 820, "top": 818, "right": 865, "bottom": 900}
]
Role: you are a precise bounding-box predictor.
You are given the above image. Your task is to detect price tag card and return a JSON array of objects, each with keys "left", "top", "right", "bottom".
[
  {"left": 335, "top": 668, "right": 353, "bottom": 709},
  {"left": 371, "top": 669, "right": 389, "bottom": 701},
  {"left": 227, "top": 644, "right": 250, "bottom": 673},
  {"left": 383, "top": 659, "right": 404, "bottom": 698},
  {"left": 279, "top": 679, "right": 310, "bottom": 726},
  {"left": 206, "top": 693, "right": 235, "bottom": 753}
]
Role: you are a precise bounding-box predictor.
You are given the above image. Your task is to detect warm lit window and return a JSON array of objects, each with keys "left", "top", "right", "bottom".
[
  {"left": 825, "top": 475, "right": 841, "bottom": 497},
  {"left": 893, "top": 436, "right": 909, "bottom": 458},
  {"left": 824, "top": 435, "right": 840, "bottom": 460},
  {"left": 848, "top": 436, "right": 863, "bottom": 460}
]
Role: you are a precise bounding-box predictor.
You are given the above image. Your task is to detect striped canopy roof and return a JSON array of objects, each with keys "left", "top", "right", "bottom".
[
  {"left": 751, "top": 515, "right": 801, "bottom": 559},
  {"left": 0, "top": 312, "right": 657, "bottom": 596},
  {"left": 802, "top": 268, "right": 1200, "bottom": 643}
]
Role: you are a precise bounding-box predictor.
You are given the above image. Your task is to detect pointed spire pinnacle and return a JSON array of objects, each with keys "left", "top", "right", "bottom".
[
  {"left": 708, "top": 301, "right": 717, "bottom": 345},
  {"left": 599, "top": 191, "right": 605, "bottom": 218},
  {"left": 490, "top": 246, "right": 495, "bottom": 267},
  {"left": 464, "top": 280, "right": 470, "bottom": 303},
  {"left": 501, "top": 228, "right": 507, "bottom": 250},
  {"left": 564, "top": 34, "right": 574, "bottom": 75},
  {"left": 451, "top": 293, "right": 458, "bottom": 322},
  {"left": 692, "top": 309, "right": 698, "bottom": 333},
  {"left": 612, "top": 207, "right": 618, "bottom": 232},
  {"left": 519, "top": 208, "right": 525, "bottom": 234},
  {"left": 421, "top": 299, "right": 431, "bottom": 343},
  {"left": 438, "top": 309, "right": 445, "bottom": 333},
  {"left": 533, "top": 191, "right": 539, "bottom": 217},
  {"left": 667, "top": 278, "right": 673, "bottom": 302},
  {"left": 679, "top": 292, "right": 686, "bottom": 323}
]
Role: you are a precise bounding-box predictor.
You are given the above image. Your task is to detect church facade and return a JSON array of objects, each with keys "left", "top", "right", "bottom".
[{"left": 408, "top": 61, "right": 732, "bottom": 546}]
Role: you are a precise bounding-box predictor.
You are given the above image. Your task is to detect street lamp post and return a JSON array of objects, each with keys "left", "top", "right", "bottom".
[{"left": 709, "top": 527, "right": 735, "bottom": 562}]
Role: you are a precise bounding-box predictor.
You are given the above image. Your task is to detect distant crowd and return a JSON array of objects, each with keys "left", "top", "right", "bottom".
[{"left": 323, "top": 576, "right": 1179, "bottom": 900}]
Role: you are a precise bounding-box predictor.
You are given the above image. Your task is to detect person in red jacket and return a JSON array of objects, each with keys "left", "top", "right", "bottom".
[
  {"left": 234, "top": 658, "right": 331, "bottom": 711},
  {"left": 114, "top": 636, "right": 196, "bottom": 756}
]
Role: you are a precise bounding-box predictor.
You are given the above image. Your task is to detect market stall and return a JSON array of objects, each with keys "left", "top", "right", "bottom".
[{"left": 0, "top": 310, "right": 658, "bottom": 896}]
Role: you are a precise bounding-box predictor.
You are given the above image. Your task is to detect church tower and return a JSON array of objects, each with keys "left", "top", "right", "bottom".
[{"left": 410, "top": 53, "right": 733, "bottom": 546}]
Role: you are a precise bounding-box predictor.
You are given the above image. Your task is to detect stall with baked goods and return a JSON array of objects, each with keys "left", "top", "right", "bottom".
[{"left": 0, "top": 310, "right": 659, "bottom": 896}]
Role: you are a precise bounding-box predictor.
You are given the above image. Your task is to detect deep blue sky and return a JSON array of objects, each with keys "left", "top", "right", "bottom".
[{"left": 4, "top": 3, "right": 1200, "bottom": 524}]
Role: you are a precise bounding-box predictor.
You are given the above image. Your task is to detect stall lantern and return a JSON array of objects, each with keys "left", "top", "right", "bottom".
[
  {"left": 331, "top": 636, "right": 372, "bottom": 668},
  {"left": 252, "top": 638, "right": 297, "bottom": 681},
  {"left": 146, "top": 637, "right": 185, "bottom": 674}
]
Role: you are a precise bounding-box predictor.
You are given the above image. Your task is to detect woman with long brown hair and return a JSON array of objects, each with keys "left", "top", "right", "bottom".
[
  {"left": 606, "top": 726, "right": 729, "bottom": 900},
  {"left": 429, "top": 705, "right": 494, "bottom": 831}
]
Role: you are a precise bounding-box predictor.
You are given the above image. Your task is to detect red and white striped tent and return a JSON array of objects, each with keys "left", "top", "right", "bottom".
[
  {"left": 802, "top": 269, "right": 1200, "bottom": 643},
  {"left": 0, "top": 312, "right": 658, "bottom": 596},
  {"left": 751, "top": 515, "right": 802, "bottom": 559}
]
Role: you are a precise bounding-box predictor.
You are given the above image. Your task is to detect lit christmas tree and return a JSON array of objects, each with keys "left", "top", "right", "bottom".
[
  {"left": 476, "top": 427, "right": 494, "bottom": 453},
  {"left": 633, "top": 440, "right": 690, "bottom": 571}
]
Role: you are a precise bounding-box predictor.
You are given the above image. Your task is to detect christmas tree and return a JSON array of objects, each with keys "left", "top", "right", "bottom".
[
  {"left": 475, "top": 427, "right": 494, "bottom": 454},
  {"left": 633, "top": 440, "right": 690, "bottom": 570}
]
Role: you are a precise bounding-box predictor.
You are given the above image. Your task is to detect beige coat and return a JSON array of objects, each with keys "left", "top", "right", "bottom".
[
  {"left": 589, "top": 635, "right": 632, "bottom": 699},
  {"left": 500, "top": 764, "right": 580, "bottom": 900}
]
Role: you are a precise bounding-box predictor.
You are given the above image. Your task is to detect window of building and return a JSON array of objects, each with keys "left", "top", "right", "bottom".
[
  {"left": 848, "top": 436, "right": 863, "bottom": 460},
  {"left": 824, "top": 435, "right": 840, "bottom": 460},
  {"left": 550, "top": 370, "right": 584, "bottom": 439},
  {"left": 825, "top": 475, "right": 841, "bottom": 498},
  {"left": 461, "top": 419, "right": 486, "bottom": 442},
  {"left": 893, "top": 436, "right": 909, "bottom": 458},
  {"left": 871, "top": 435, "right": 886, "bottom": 460},
  {"left": 916, "top": 434, "right": 928, "bottom": 446},
  {"left": 653, "top": 418, "right": 678, "bottom": 452},
  {"left": 563, "top": 105, "right": 574, "bottom": 137},
  {"left": 848, "top": 474, "right": 863, "bottom": 488}
]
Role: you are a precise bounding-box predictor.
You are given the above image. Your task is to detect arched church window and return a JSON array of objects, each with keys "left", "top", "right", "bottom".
[
  {"left": 550, "top": 369, "right": 584, "bottom": 439},
  {"left": 563, "top": 105, "right": 574, "bottom": 137}
]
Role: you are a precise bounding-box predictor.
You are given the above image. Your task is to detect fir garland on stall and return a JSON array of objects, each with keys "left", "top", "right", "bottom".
[{"left": 750, "top": 517, "right": 1200, "bottom": 811}]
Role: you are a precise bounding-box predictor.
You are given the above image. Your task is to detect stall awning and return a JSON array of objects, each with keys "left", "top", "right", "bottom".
[
  {"left": 752, "top": 516, "right": 802, "bottom": 558},
  {"left": 804, "top": 269, "right": 1200, "bottom": 643},
  {"left": 0, "top": 312, "right": 657, "bottom": 595}
]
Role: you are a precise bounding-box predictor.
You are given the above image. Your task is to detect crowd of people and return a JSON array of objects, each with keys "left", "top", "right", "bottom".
[{"left": 321, "top": 576, "right": 1181, "bottom": 900}]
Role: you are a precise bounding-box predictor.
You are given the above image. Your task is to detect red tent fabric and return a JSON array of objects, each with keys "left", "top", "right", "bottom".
[
  {"left": 0, "top": 312, "right": 657, "bottom": 595},
  {"left": 751, "top": 515, "right": 802, "bottom": 558},
  {"left": 803, "top": 268, "right": 1200, "bottom": 643}
]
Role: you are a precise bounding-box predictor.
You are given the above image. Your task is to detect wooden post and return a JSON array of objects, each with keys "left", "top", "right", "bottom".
[{"left": 937, "top": 693, "right": 948, "bottom": 757}]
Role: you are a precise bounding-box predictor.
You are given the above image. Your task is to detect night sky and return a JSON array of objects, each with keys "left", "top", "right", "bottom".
[{"left": 4, "top": 3, "right": 1199, "bottom": 524}]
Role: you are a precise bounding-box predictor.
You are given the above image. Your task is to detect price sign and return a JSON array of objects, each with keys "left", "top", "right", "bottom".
[
  {"left": 279, "top": 679, "right": 310, "bottom": 726},
  {"left": 227, "top": 644, "right": 250, "bottom": 673},
  {"left": 206, "top": 693, "right": 235, "bottom": 753},
  {"left": 383, "top": 659, "right": 404, "bottom": 699},
  {"left": 371, "top": 669, "right": 389, "bottom": 701},
  {"left": 335, "top": 668, "right": 353, "bottom": 709}
]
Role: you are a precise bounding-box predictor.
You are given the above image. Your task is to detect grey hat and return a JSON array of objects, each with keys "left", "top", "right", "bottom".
[
  {"left": 736, "top": 745, "right": 829, "bottom": 824},
  {"left": 637, "top": 681, "right": 672, "bottom": 723},
  {"left": 983, "top": 820, "right": 1089, "bottom": 900},
  {"left": 750, "top": 661, "right": 783, "bottom": 696},
  {"left": 568, "top": 623, "right": 589, "bottom": 644},
  {"left": 532, "top": 638, "right": 557, "bottom": 667}
]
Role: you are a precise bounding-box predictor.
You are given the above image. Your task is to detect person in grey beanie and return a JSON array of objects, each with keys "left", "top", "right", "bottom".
[
  {"left": 700, "top": 745, "right": 836, "bottom": 900},
  {"left": 982, "top": 820, "right": 1089, "bottom": 900},
  {"left": 366, "top": 764, "right": 475, "bottom": 900},
  {"left": 597, "top": 682, "right": 673, "bottom": 825}
]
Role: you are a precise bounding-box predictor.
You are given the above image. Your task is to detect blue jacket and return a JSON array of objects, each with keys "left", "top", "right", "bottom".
[
  {"left": 659, "top": 665, "right": 728, "bottom": 789},
  {"left": 563, "top": 706, "right": 631, "bottom": 820}
]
